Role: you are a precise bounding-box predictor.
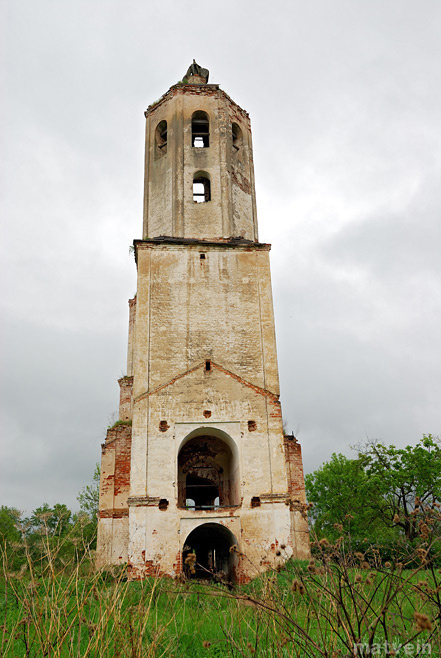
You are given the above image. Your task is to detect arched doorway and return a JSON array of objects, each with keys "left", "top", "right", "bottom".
[
  {"left": 177, "top": 431, "right": 239, "bottom": 510},
  {"left": 183, "top": 523, "right": 237, "bottom": 582}
]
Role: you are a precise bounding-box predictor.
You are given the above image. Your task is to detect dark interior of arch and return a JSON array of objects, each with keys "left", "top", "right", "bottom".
[
  {"left": 183, "top": 523, "right": 236, "bottom": 582},
  {"left": 178, "top": 435, "right": 237, "bottom": 509}
]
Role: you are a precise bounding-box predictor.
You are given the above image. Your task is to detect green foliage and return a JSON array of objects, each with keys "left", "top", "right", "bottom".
[
  {"left": 305, "top": 453, "right": 391, "bottom": 543},
  {"left": 305, "top": 435, "right": 441, "bottom": 551},
  {"left": 77, "top": 463, "right": 100, "bottom": 520},
  {"left": 0, "top": 506, "right": 22, "bottom": 544},
  {"left": 0, "top": 506, "right": 24, "bottom": 571},
  {"left": 358, "top": 434, "right": 441, "bottom": 541},
  {"left": 1, "top": 510, "right": 440, "bottom": 657},
  {"left": 108, "top": 418, "right": 132, "bottom": 429},
  {"left": 27, "top": 502, "right": 72, "bottom": 537}
]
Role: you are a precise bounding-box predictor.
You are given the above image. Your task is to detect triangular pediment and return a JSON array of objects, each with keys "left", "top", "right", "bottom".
[{"left": 134, "top": 361, "right": 279, "bottom": 404}]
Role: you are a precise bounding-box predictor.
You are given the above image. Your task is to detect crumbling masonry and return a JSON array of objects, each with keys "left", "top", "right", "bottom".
[{"left": 96, "top": 63, "right": 310, "bottom": 582}]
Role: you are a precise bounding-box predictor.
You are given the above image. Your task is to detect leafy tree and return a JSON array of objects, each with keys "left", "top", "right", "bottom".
[
  {"left": 0, "top": 505, "right": 22, "bottom": 544},
  {"left": 305, "top": 435, "right": 441, "bottom": 546},
  {"left": 77, "top": 463, "right": 100, "bottom": 520},
  {"left": 0, "top": 506, "right": 25, "bottom": 570},
  {"left": 27, "top": 503, "right": 72, "bottom": 537},
  {"left": 358, "top": 434, "right": 441, "bottom": 541},
  {"left": 305, "top": 453, "right": 390, "bottom": 542}
]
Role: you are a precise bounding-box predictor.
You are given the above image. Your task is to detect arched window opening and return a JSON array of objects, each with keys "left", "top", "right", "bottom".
[
  {"left": 232, "top": 122, "right": 243, "bottom": 151},
  {"left": 192, "top": 111, "right": 209, "bottom": 148},
  {"left": 178, "top": 434, "right": 239, "bottom": 510},
  {"left": 193, "top": 173, "right": 211, "bottom": 203},
  {"left": 186, "top": 473, "right": 219, "bottom": 510},
  {"left": 155, "top": 120, "right": 167, "bottom": 155},
  {"left": 183, "top": 523, "right": 238, "bottom": 582}
]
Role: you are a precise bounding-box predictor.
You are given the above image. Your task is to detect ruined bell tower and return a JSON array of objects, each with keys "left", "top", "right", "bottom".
[{"left": 97, "top": 62, "right": 310, "bottom": 581}]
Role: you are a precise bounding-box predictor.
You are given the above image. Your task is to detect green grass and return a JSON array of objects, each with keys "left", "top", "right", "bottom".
[
  {"left": 1, "top": 555, "right": 440, "bottom": 657},
  {"left": 2, "top": 510, "right": 441, "bottom": 658}
]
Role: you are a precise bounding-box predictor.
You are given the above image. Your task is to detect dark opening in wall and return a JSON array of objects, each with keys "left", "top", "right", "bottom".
[
  {"left": 251, "top": 496, "right": 261, "bottom": 508},
  {"left": 178, "top": 433, "right": 239, "bottom": 511},
  {"left": 158, "top": 499, "right": 169, "bottom": 511},
  {"left": 193, "top": 173, "right": 211, "bottom": 202},
  {"left": 192, "top": 111, "right": 209, "bottom": 147},
  {"left": 183, "top": 523, "right": 237, "bottom": 582},
  {"left": 200, "top": 253, "right": 206, "bottom": 259},
  {"left": 248, "top": 420, "right": 257, "bottom": 432},
  {"left": 155, "top": 120, "right": 167, "bottom": 156},
  {"left": 159, "top": 420, "right": 169, "bottom": 432},
  {"left": 232, "top": 122, "right": 243, "bottom": 151},
  {"left": 205, "top": 360, "right": 211, "bottom": 371}
]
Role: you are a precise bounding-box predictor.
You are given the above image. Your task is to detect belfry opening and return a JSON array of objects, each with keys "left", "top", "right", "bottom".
[
  {"left": 96, "top": 61, "right": 311, "bottom": 580},
  {"left": 178, "top": 430, "right": 240, "bottom": 510}
]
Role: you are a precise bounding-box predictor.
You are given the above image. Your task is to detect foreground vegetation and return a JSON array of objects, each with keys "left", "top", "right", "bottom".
[
  {"left": 1, "top": 438, "right": 440, "bottom": 656},
  {"left": 1, "top": 505, "right": 440, "bottom": 657}
]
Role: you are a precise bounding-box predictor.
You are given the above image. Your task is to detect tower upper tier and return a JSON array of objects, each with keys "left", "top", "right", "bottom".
[{"left": 142, "top": 64, "right": 258, "bottom": 242}]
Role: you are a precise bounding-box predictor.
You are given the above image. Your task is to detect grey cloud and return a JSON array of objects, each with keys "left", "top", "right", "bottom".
[{"left": 1, "top": 0, "right": 440, "bottom": 513}]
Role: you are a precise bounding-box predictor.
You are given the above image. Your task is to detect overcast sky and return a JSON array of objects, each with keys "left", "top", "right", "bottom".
[{"left": 1, "top": 0, "right": 440, "bottom": 515}]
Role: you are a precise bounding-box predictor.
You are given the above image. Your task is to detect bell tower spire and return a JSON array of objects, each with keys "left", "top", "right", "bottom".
[{"left": 142, "top": 63, "right": 258, "bottom": 242}]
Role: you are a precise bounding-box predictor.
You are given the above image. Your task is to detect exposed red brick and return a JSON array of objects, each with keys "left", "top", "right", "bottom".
[
  {"left": 284, "top": 437, "right": 307, "bottom": 500},
  {"left": 99, "top": 424, "right": 132, "bottom": 510},
  {"left": 98, "top": 509, "right": 129, "bottom": 519}
]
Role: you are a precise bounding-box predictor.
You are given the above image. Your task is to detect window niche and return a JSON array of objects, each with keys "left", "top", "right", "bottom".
[
  {"left": 155, "top": 120, "right": 167, "bottom": 156},
  {"left": 193, "top": 172, "right": 211, "bottom": 203},
  {"left": 232, "top": 122, "right": 243, "bottom": 152},
  {"left": 192, "top": 111, "right": 209, "bottom": 148}
]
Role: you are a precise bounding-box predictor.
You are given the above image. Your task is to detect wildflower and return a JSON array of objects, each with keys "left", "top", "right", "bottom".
[
  {"left": 344, "top": 513, "right": 354, "bottom": 520},
  {"left": 355, "top": 552, "right": 364, "bottom": 560},
  {"left": 384, "top": 561, "right": 391, "bottom": 569},
  {"left": 291, "top": 579, "right": 305, "bottom": 595},
  {"left": 319, "top": 538, "right": 330, "bottom": 547},
  {"left": 361, "top": 561, "right": 370, "bottom": 570},
  {"left": 355, "top": 574, "right": 362, "bottom": 583},
  {"left": 415, "top": 548, "right": 428, "bottom": 563},
  {"left": 247, "top": 642, "right": 256, "bottom": 654},
  {"left": 418, "top": 522, "right": 430, "bottom": 538},
  {"left": 202, "top": 640, "right": 211, "bottom": 648},
  {"left": 333, "top": 523, "right": 343, "bottom": 532},
  {"left": 414, "top": 612, "right": 432, "bottom": 632},
  {"left": 365, "top": 577, "right": 372, "bottom": 586}
]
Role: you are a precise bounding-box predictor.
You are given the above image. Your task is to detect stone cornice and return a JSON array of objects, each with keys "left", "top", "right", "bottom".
[
  {"left": 133, "top": 236, "right": 270, "bottom": 263},
  {"left": 128, "top": 496, "right": 159, "bottom": 507}
]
